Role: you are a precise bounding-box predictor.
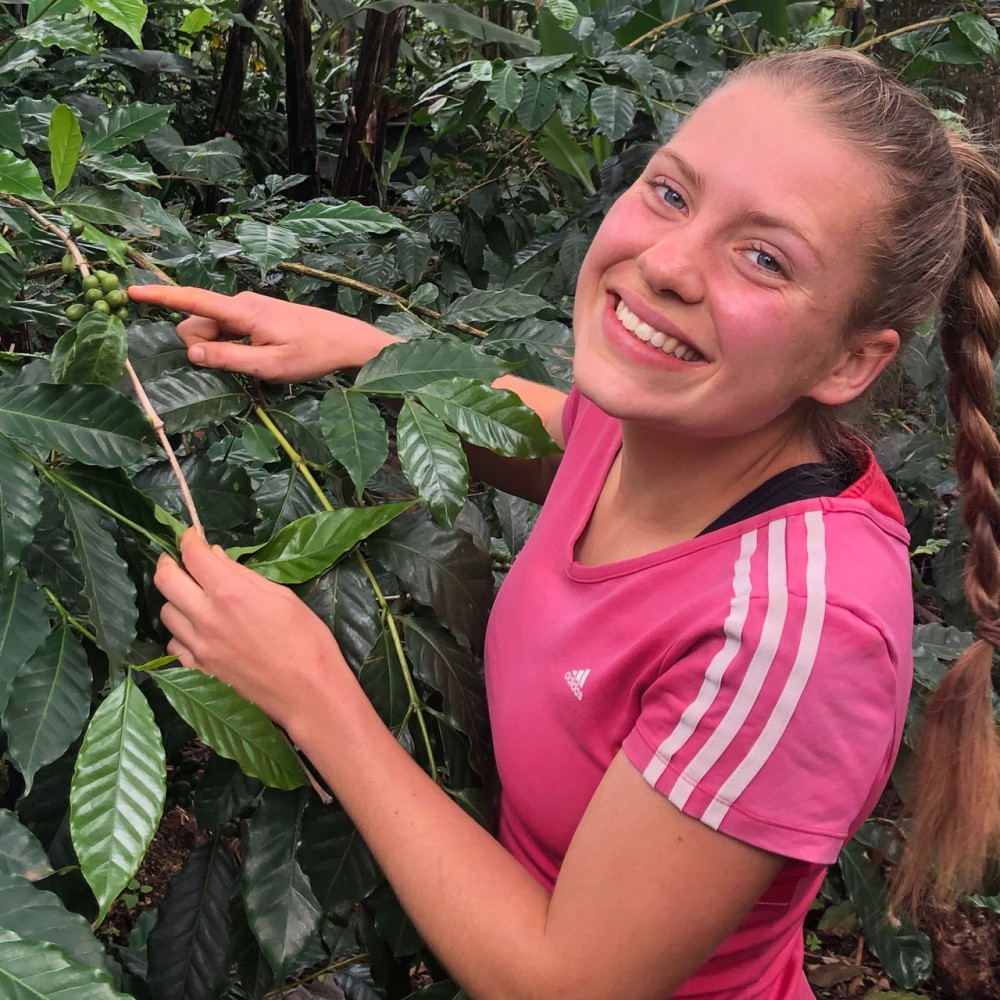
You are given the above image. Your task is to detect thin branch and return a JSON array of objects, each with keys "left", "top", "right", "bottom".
[
  {"left": 625, "top": 0, "right": 734, "bottom": 48},
  {"left": 853, "top": 15, "right": 952, "bottom": 52},
  {"left": 125, "top": 245, "right": 176, "bottom": 285},
  {"left": 2, "top": 195, "right": 205, "bottom": 537}
]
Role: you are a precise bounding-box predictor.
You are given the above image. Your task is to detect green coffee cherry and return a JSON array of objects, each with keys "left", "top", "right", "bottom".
[
  {"left": 91, "top": 299, "right": 111, "bottom": 314},
  {"left": 84, "top": 288, "right": 105, "bottom": 305},
  {"left": 169, "top": 311, "right": 182, "bottom": 324},
  {"left": 69, "top": 220, "right": 85, "bottom": 238},
  {"left": 96, "top": 270, "right": 120, "bottom": 292},
  {"left": 81, "top": 275, "right": 101, "bottom": 292},
  {"left": 105, "top": 289, "right": 128, "bottom": 308},
  {"left": 61, "top": 254, "right": 76, "bottom": 275},
  {"left": 65, "top": 303, "right": 88, "bottom": 321},
  {"left": 115, "top": 307, "right": 129, "bottom": 321}
]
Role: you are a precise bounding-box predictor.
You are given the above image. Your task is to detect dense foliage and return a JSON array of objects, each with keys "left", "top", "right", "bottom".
[{"left": 0, "top": 0, "right": 998, "bottom": 997}]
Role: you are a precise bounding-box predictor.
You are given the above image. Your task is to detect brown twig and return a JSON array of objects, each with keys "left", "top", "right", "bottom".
[
  {"left": 625, "top": 0, "right": 734, "bottom": 48},
  {"left": 2, "top": 194, "right": 205, "bottom": 537},
  {"left": 125, "top": 245, "right": 176, "bottom": 285},
  {"left": 852, "top": 15, "right": 952, "bottom": 52}
]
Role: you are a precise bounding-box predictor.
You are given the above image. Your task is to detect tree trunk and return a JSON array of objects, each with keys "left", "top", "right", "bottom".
[
  {"left": 211, "top": 0, "right": 263, "bottom": 138},
  {"left": 284, "top": 0, "right": 320, "bottom": 200},
  {"left": 332, "top": 7, "right": 407, "bottom": 207}
]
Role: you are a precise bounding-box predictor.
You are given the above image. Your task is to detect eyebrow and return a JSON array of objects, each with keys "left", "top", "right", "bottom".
[{"left": 657, "top": 150, "right": 706, "bottom": 191}]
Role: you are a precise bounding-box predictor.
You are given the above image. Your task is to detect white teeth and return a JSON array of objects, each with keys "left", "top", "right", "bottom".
[{"left": 614, "top": 299, "right": 702, "bottom": 361}]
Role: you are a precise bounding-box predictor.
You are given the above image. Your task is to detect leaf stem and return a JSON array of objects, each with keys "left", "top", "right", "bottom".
[
  {"left": 625, "top": 0, "right": 734, "bottom": 48},
  {"left": 254, "top": 406, "right": 335, "bottom": 511},
  {"left": 852, "top": 15, "right": 952, "bottom": 52},
  {"left": 44, "top": 587, "right": 98, "bottom": 644}
]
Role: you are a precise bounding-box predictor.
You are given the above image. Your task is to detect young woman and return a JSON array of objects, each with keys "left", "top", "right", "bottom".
[{"left": 130, "top": 48, "right": 1000, "bottom": 1000}]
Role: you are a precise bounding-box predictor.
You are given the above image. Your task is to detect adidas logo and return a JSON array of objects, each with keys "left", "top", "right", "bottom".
[{"left": 564, "top": 669, "right": 591, "bottom": 701}]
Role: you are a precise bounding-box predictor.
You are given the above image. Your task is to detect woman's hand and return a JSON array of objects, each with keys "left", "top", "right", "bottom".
[
  {"left": 155, "top": 529, "right": 349, "bottom": 729},
  {"left": 128, "top": 284, "right": 400, "bottom": 383}
]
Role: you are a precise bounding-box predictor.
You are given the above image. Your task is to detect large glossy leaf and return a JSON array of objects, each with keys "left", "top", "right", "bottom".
[
  {"left": 0, "top": 929, "right": 129, "bottom": 999},
  {"left": 48, "top": 104, "right": 81, "bottom": 195},
  {"left": 146, "top": 840, "right": 238, "bottom": 1000},
  {"left": 297, "top": 801, "right": 382, "bottom": 911},
  {"left": 303, "top": 561, "right": 379, "bottom": 673},
  {"left": 254, "top": 471, "right": 321, "bottom": 541},
  {"left": 193, "top": 754, "right": 262, "bottom": 832},
  {"left": 247, "top": 502, "right": 414, "bottom": 584},
  {"left": 414, "top": 378, "right": 559, "bottom": 459},
  {"left": 84, "top": 102, "right": 173, "bottom": 154},
  {"left": 0, "top": 384, "right": 152, "bottom": 467},
  {"left": 123, "top": 321, "right": 189, "bottom": 382},
  {"left": 79, "top": 0, "right": 146, "bottom": 47},
  {"left": 516, "top": 74, "right": 558, "bottom": 130},
  {"left": 365, "top": 0, "right": 537, "bottom": 50},
  {"left": 838, "top": 839, "right": 932, "bottom": 988},
  {"left": 319, "top": 388, "right": 389, "bottom": 499},
  {"left": 0, "top": 811, "right": 52, "bottom": 881},
  {"left": 270, "top": 396, "right": 336, "bottom": 468},
  {"left": 354, "top": 339, "right": 510, "bottom": 394},
  {"left": 56, "top": 186, "right": 150, "bottom": 234},
  {"left": 441, "top": 289, "right": 552, "bottom": 327},
  {"left": 281, "top": 200, "right": 404, "bottom": 238},
  {"left": 54, "top": 484, "right": 137, "bottom": 670},
  {"left": 70, "top": 676, "right": 166, "bottom": 923},
  {"left": 397, "top": 399, "right": 468, "bottom": 527},
  {"left": 491, "top": 490, "right": 540, "bottom": 556},
  {"left": 358, "top": 629, "right": 408, "bottom": 729},
  {"left": 395, "top": 231, "right": 433, "bottom": 286},
  {"left": 486, "top": 65, "right": 523, "bottom": 112},
  {"left": 49, "top": 313, "right": 127, "bottom": 386},
  {"left": 0, "top": 149, "right": 49, "bottom": 202},
  {"left": 242, "top": 788, "right": 322, "bottom": 978},
  {"left": 367, "top": 509, "right": 492, "bottom": 650},
  {"left": 0, "top": 873, "right": 106, "bottom": 968},
  {"left": 236, "top": 221, "right": 301, "bottom": 279},
  {"left": 590, "top": 83, "right": 636, "bottom": 142},
  {"left": 151, "top": 668, "right": 305, "bottom": 790},
  {"left": 141, "top": 369, "right": 246, "bottom": 434},
  {"left": 0, "top": 570, "right": 50, "bottom": 717},
  {"left": 3, "top": 627, "right": 91, "bottom": 794},
  {"left": 403, "top": 617, "right": 489, "bottom": 774}
]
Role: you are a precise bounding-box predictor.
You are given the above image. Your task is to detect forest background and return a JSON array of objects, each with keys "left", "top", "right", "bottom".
[{"left": 0, "top": 0, "right": 999, "bottom": 997}]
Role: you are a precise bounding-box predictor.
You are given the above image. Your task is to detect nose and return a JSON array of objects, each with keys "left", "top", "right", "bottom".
[{"left": 636, "top": 226, "right": 708, "bottom": 304}]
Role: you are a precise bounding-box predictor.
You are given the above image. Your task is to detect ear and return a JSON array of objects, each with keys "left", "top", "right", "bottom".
[{"left": 807, "top": 328, "right": 900, "bottom": 406}]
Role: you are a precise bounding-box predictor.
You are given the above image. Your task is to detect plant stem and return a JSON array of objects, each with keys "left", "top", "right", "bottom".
[
  {"left": 626, "top": 0, "right": 734, "bottom": 48},
  {"left": 853, "top": 15, "right": 952, "bottom": 52},
  {"left": 44, "top": 587, "right": 98, "bottom": 644},
  {"left": 257, "top": 403, "right": 442, "bottom": 784},
  {"left": 125, "top": 245, "right": 176, "bottom": 285},
  {"left": 1, "top": 194, "right": 205, "bottom": 536}
]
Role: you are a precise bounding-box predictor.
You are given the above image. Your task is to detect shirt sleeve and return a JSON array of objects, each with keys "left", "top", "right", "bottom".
[{"left": 621, "top": 598, "right": 903, "bottom": 864}]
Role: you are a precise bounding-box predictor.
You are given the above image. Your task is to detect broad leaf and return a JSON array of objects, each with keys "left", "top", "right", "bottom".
[
  {"left": 302, "top": 561, "right": 380, "bottom": 673},
  {"left": 147, "top": 840, "right": 238, "bottom": 1000},
  {"left": 319, "top": 388, "right": 389, "bottom": 499},
  {"left": 3, "top": 627, "right": 91, "bottom": 794},
  {"left": 141, "top": 368, "right": 246, "bottom": 434},
  {"left": 236, "top": 221, "right": 300, "bottom": 279},
  {"left": 0, "top": 149, "right": 49, "bottom": 202},
  {"left": 48, "top": 104, "right": 82, "bottom": 195},
  {"left": 0, "top": 383, "right": 152, "bottom": 467},
  {"left": 590, "top": 83, "right": 636, "bottom": 142},
  {"left": 55, "top": 186, "right": 150, "bottom": 234},
  {"left": 151, "top": 668, "right": 305, "bottom": 790},
  {"left": 358, "top": 629, "right": 408, "bottom": 729},
  {"left": 50, "top": 312, "right": 127, "bottom": 386},
  {"left": 397, "top": 399, "right": 468, "bottom": 527},
  {"left": 395, "top": 231, "right": 433, "bottom": 286},
  {"left": 254, "top": 471, "right": 321, "bottom": 541},
  {"left": 84, "top": 102, "right": 173, "bottom": 154},
  {"left": 54, "top": 484, "right": 137, "bottom": 670},
  {"left": 193, "top": 753, "right": 262, "bottom": 831},
  {"left": 441, "top": 289, "right": 552, "bottom": 326},
  {"left": 0, "top": 873, "right": 105, "bottom": 967},
  {"left": 242, "top": 789, "right": 322, "bottom": 978},
  {"left": 516, "top": 75, "right": 558, "bottom": 130},
  {"left": 0, "top": 571, "right": 50, "bottom": 717},
  {"left": 123, "top": 320, "right": 189, "bottom": 382},
  {"left": 79, "top": 0, "right": 147, "bottom": 48},
  {"left": 368, "top": 509, "right": 492, "bottom": 650},
  {"left": 0, "top": 811, "right": 52, "bottom": 881},
  {"left": 247, "top": 502, "right": 414, "bottom": 584},
  {"left": 414, "top": 378, "right": 560, "bottom": 458},
  {"left": 85, "top": 151, "right": 159, "bottom": 186},
  {"left": 492, "top": 490, "right": 539, "bottom": 556},
  {"left": 486, "top": 65, "right": 523, "bottom": 112},
  {"left": 952, "top": 12, "right": 1000, "bottom": 57},
  {"left": 0, "top": 437, "right": 42, "bottom": 575},
  {"left": 281, "top": 200, "right": 404, "bottom": 238},
  {"left": 0, "top": 929, "right": 129, "bottom": 999},
  {"left": 355, "top": 339, "right": 510, "bottom": 394},
  {"left": 70, "top": 676, "right": 166, "bottom": 923}
]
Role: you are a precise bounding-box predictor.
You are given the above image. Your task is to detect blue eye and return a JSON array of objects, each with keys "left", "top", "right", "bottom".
[
  {"left": 746, "top": 247, "right": 784, "bottom": 275},
  {"left": 658, "top": 185, "right": 686, "bottom": 211}
]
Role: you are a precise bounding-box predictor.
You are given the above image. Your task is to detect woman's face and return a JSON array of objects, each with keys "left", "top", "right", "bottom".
[{"left": 571, "top": 79, "right": 898, "bottom": 442}]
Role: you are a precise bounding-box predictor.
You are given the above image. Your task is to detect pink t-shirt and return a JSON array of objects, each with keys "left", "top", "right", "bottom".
[{"left": 484, "top": 388, "right": 914, "bottom": 999}]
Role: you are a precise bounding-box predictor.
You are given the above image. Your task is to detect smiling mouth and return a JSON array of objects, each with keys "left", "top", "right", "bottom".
[{"left": 615, "top": 299, "right": 704, "bottom": 362}]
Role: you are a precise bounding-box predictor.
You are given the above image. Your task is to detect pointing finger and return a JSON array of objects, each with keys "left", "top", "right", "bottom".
[{"left": 128, "top": 284, "right": 249, "bottom": 323}]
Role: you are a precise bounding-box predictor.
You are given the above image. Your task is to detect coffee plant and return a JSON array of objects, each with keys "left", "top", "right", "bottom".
[{"left": 0, "top": 0, "right": 998, "bottom": 997}]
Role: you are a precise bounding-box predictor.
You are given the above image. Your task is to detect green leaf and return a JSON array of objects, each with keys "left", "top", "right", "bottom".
[
  {"left": 545, "top": 0, "right": 578, "bottom": 30},
  {"left": 951, "top": 12, "right": 999, "bottom": 58},
  {"left": 50, "top": 312, "right": 127, "bottom": 386},
  {"left": 0, "top": 928, "right": 130, "bottom": 998},
  {"left": 84, "top": 151, "right": 160, "bottom": 186},
  {"left": 414, "top": 378, "right": 560, "bottom": 458},
  {"left": 70, "top": 676, "right": 166, "bottom": 923},
  {"left": 302, "top": 561, "right": 379, "bottom": 673},
  {"left": 486, "top": 66, "right": 522, "bottom": 112},
  {"left": 590, "top": 84, "right": 636, "bottom": 143},
  {"left": 150, "top": 668, "right": 306, "bottom": 790},
  {"left": 55, "top": 186, "right": 150, "bottom": 234},
  {"left": 147, "top": 840, "right": 238, "bottom": 1000},
  {"left": 0, "top": 873, "right": 105, "bottom": 967},
  {"left": 492, "top": 490, "right": 539, "bottom": 555},
  {"left": 0, "top": 109, "right": 24, "bottom": 154},
  {"left": 355, "top": 339, "right": 510, "bottom": 394},
  {"left": 242, "top": 789, "right": 322, "bottom": 978},
  {"left": 247, "top": 502, "right": 414, "bottom": 584},
  {"left": 395, "top": 230, "right": 433, "bottom": 286},
  {"left": 0, "top": 232, "right": 13, "bottom": 257},
  {"left": 0, "top": 571, "right": 50, "bottom": 718},
  {"left": 281, "top": 201, "right": 404, "bottom": 239},
  {"left": 319, "top": 388, "right": 388, "bottom": 499},
  {"left": 79, "top": 0, "right": 147, "bottom": 48},
  {"left": 368, "top": 509, "right": 492, "bottom": 650},
  {"left": 0, "top": 811, "right": 52, "bottom": 881},
  {"left": 0, "top": 149, "right": 49, "bottom": 202},
  {"left": 366, "top": 0, "right": 538, "bottom": 52},
  {"left": 193, "top": 753, "right": 262, "bottom": 831},
  {"left": 516, "top": 75, "right": 558, "bottom": 130},
  {"left": 536, "top": 113, "right": 595, "bottom": 194},
  {"left": 838, "top": 839, "right": 932, "bottom": 988},
  {"left": 358, "top": 629, "right": 408, "bottom": 728},
  {"left": 235, "top": 221, "right": 301, "bottom": 279},
  {"left": 397, "top": 399, "right": 468, "bottom": 527},
  {"left": 441, "top": 288, "right": 551, "bottom": 326},
  {"left": 0, "top": 437, "right": 42, "bottom": 575},
  {"left": 141, "top": 368, "right": 246, "bottom": 434},
  {"left": 965, "top": 893, "right": 1000, "bottom": 913},
  {"left": 3, "top": 627, "right": 91, "bottom": 795},
  {"left": 0, "top": 383, "right": 152, "bottom": 467},
  {"left": 48, "top": 105, "right": 82, "bottom": 196},
  {"left": 54, "top": 484, "right": 137, "bottom": 670}
]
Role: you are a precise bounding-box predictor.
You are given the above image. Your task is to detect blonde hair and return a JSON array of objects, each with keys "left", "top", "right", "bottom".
[{"left": 733, "top": 48, "right": 1000, "bottom": 907}]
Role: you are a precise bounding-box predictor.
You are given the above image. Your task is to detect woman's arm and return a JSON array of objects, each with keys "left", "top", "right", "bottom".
[
  {"left": 128, "top": 285, "right": 567, "bottom": 501},
  {"left": 158, "top": 532, "right": 785, "bottom": 1000}
]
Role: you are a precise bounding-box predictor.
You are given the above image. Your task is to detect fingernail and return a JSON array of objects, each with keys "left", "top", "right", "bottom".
[{"left": 190, "top": 346, "right": 205, "bottom": 364}]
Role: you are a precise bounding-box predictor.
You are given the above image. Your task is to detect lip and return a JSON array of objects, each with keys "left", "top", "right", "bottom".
[{"left": 603, "top": 292, "right": 708, "bottom": 368}]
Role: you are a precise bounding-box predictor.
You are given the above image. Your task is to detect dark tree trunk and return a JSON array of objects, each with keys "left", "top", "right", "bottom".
[
  {"left": 211, "top": 0, "right": 263, "bottom": 138},
  {"left": 332, "top": 7, "right": 407, "bottom": 207},
  {"left": 284, "top": 0, "right": 320, "bottom": 200}
]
